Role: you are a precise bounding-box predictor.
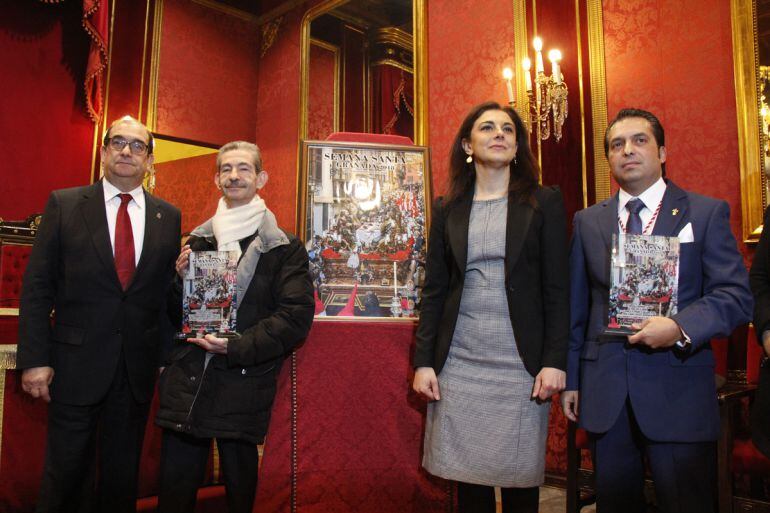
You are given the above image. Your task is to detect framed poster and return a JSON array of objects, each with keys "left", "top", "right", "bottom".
[{"left": 298, "top": 140, "right": 431, "bottom": 320}]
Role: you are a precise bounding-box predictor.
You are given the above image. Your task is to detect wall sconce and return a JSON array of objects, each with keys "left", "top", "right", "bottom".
[{"left": 503, "top": 36, "right": 569, "bottom": 142}]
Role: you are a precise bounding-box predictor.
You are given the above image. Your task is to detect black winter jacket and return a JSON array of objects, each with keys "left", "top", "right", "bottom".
[{"left": 155, "top": 227, "right": 314, "bottom": 443}]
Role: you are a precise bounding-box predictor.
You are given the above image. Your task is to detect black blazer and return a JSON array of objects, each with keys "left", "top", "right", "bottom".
[
  {"left": 751, "top": 206, "right": 770, "bottom": 337},
  {"left": 17, "top": 180, "right": 181, "bottom": 405},
  {"left": 749, "top": 206, "right": 770, "bottom": 458},
  {"left": 413, "top": 186, "right": 569, "bottom": 377}
]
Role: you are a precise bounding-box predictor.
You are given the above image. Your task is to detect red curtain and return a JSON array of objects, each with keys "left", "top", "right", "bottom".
[
  {"left": 38, "top": 0, "right": 108, "bottom": 122},
  {"left": 82, "top": 0, "right": 109, "bottom": 122},
  {"left": 372, "top": 66, "right": 414, "bottom": 141}
]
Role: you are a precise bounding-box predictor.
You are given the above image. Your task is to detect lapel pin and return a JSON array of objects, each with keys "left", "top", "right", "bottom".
[
  {"left": 671, "top": 208, "right": 679, "bottom": 216},
  {"left": 156, "top": 212, "right": 162, "bottom": 219}
]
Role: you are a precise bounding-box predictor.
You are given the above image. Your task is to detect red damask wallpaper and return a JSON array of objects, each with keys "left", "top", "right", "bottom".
[
  {"left": 308, "top": 43, "right": 337, "bottom": 141},
  {"left": 156, "top": 0, "right": 260, "bottom": 145},
  {"left": 427, "top": 0, "right": 518, "bottom": 198},
  {"left": 255, "top": 2, "right": 323, "bottom": 230},
  {"left": 153, "top": 154, "right": 221, "bottom": 234},
  {"left": 0, "top": 1, "right": 95, "bottom": 220},
  {"left": 603, "top": 0, "right": 743, "bottom": 250}
]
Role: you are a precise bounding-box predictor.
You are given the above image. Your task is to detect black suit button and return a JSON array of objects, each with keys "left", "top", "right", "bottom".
[{"left": 115, "top": 329, "right": 121, "bottom": 335}]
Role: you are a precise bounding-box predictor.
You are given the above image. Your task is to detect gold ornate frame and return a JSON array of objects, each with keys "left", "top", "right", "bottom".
[
  {"left": 412, "top": 0, "right": 428, "bottom": 146},
  {"left": 585, "top": 0, "right": 611, "bottom": 203},
  {"left": 731, "top": 0, "right": 764, "bottom": 243}
]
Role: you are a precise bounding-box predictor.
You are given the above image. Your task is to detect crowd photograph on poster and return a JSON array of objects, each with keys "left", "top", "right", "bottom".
[{"left": 299, "top": 141, "right": 430, "bottom": 319}]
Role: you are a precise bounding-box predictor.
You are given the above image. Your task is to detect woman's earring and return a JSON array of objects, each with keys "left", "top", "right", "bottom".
[
  {"left": 466, "top": 153, "right": 473, "bottom": 164},
  {"left": 513, "top": 156, "right": 518, "bottom": 165}
]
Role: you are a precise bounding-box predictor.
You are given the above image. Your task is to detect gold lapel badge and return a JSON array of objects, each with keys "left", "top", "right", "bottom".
[{"left": 671, "top": 208, "right": 679, "bottom": 216}]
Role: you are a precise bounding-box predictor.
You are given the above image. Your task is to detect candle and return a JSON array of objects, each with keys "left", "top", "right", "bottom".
[
  {"left": 522, "top": 58, "right": 532, "bottom": 92},
  {"left": 549, "top": 49, "right": 562, "bottom": 85},
  {"left": 502, "top": 67, "right": 515, "bottom": 104},
  {"left": 533, "top": 37, "right": 544, "bottom": 73},
  {"left": 393, "top": 261, "right": 398, "bottom": 296}
]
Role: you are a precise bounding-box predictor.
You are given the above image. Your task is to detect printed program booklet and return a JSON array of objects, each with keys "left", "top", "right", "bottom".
[
  {"left": 606, "top": 234, "right": 679, "bottom": 335},
  {"left": 179, "top": 250, "right": 239, "bottom": 338}
]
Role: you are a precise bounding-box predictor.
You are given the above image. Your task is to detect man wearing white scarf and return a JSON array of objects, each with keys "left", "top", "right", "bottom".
[
  {"left": 155, "top": 141, "right": 314, "bottom": 513},
  {"left": 211, "top": 195, "right": 266, "bottom": 257}
]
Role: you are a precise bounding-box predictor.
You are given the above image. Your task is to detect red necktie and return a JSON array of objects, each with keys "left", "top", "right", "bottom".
[{"left": 114, "top": 193, "right": 136, "bottom": 290}]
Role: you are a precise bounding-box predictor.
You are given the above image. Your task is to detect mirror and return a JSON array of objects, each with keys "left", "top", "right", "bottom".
[{"left": 300, "top": 0, "right": 426, "bottom": 144}]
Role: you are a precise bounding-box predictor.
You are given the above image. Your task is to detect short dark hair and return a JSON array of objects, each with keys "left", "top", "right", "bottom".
[
  {"left": 217, "top": 141, "right": 262, "bottom": 171},
  {"left": 445, "top": 101, "right": 538, "bottom": 206},
  {"left": 604, "top": 108, "right": 665, "bottom": 174},
  {"left": 102, "top": 116, "right": 154, "bottom": 154}
]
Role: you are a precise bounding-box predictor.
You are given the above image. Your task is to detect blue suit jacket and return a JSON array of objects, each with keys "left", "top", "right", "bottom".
[{"left": 567, "top": 181, "right": 752, "bottom": 442}]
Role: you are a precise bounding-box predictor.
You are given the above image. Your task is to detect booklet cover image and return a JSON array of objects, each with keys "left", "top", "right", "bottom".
[
  {"left": 607, "top": 234, "right": 680, "bottom": 335},
  {"left": 180, "top": 251, "right": 238, "bottom": 336}
]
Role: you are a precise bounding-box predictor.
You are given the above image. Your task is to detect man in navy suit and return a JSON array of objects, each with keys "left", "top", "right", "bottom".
[{"left": 562, "top": 108, "right": 752, "bottom": 513}]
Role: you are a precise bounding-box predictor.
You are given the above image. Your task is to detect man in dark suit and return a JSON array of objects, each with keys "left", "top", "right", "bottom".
[
  {"left": 562, "top": 108, "right": 753, "bottom": 513},
  {"left": 18, "top": 116, "right": 181, "bottom": 513},
  {"left": 749, "top": 207, "right": 770, "bottom": 359},
  {"left": 748, "top": 206, "right": 770, "bottom": 458}
]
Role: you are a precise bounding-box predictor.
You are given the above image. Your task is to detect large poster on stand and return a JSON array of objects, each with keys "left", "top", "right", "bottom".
[{"left": 298, "top": 141, "right": 431, "bottom": 320}]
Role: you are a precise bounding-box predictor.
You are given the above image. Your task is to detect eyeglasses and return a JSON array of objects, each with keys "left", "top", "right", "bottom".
[{"left": 107, "top": 137, "right": 149, "bottom": 156}]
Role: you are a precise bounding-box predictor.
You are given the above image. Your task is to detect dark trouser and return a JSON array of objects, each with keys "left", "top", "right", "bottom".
[
  {"left": 35, "top": 357, "right": 150, "bottom": 513},
  {"left": 158, "top": 430, "right": 260, "bottom": 513},
  {"left": 456, "top": 482, "right": 539, "bottom": 513},
  {"left": 590, "top": 399, "right": 716, "bottom": 513}
]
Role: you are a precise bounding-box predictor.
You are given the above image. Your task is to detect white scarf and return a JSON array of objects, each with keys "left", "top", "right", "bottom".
[{"left": 211, "top": 196, "right": 266, "bottom": 258}]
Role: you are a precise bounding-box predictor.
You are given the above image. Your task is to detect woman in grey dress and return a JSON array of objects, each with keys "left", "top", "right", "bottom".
[{"left": 412, "top": 102, "right": 569, "bottom": 513}]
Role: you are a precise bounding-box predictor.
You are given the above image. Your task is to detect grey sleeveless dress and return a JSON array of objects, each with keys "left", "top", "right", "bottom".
[{"left": 422, "top": 196, "right": 550, "bottom": 487}]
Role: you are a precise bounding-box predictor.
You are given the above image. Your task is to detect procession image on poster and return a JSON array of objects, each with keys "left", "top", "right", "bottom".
[
  {"left": 299, "top": 141, "right": 430, "bottom": 320},
  {"left": 180, "top": 251, "right": 239, "bottom": 337},
  {"left": 606, "top": 234, "right": 680, "bottom": 335}
]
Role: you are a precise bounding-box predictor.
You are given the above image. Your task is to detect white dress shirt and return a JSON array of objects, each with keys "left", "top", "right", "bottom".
[
  {"left": 103, "top": 178, "right": 145, "bottom": 265},
  {"left": 617, "top": 177, "right": 667, "bottom": 234}
]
